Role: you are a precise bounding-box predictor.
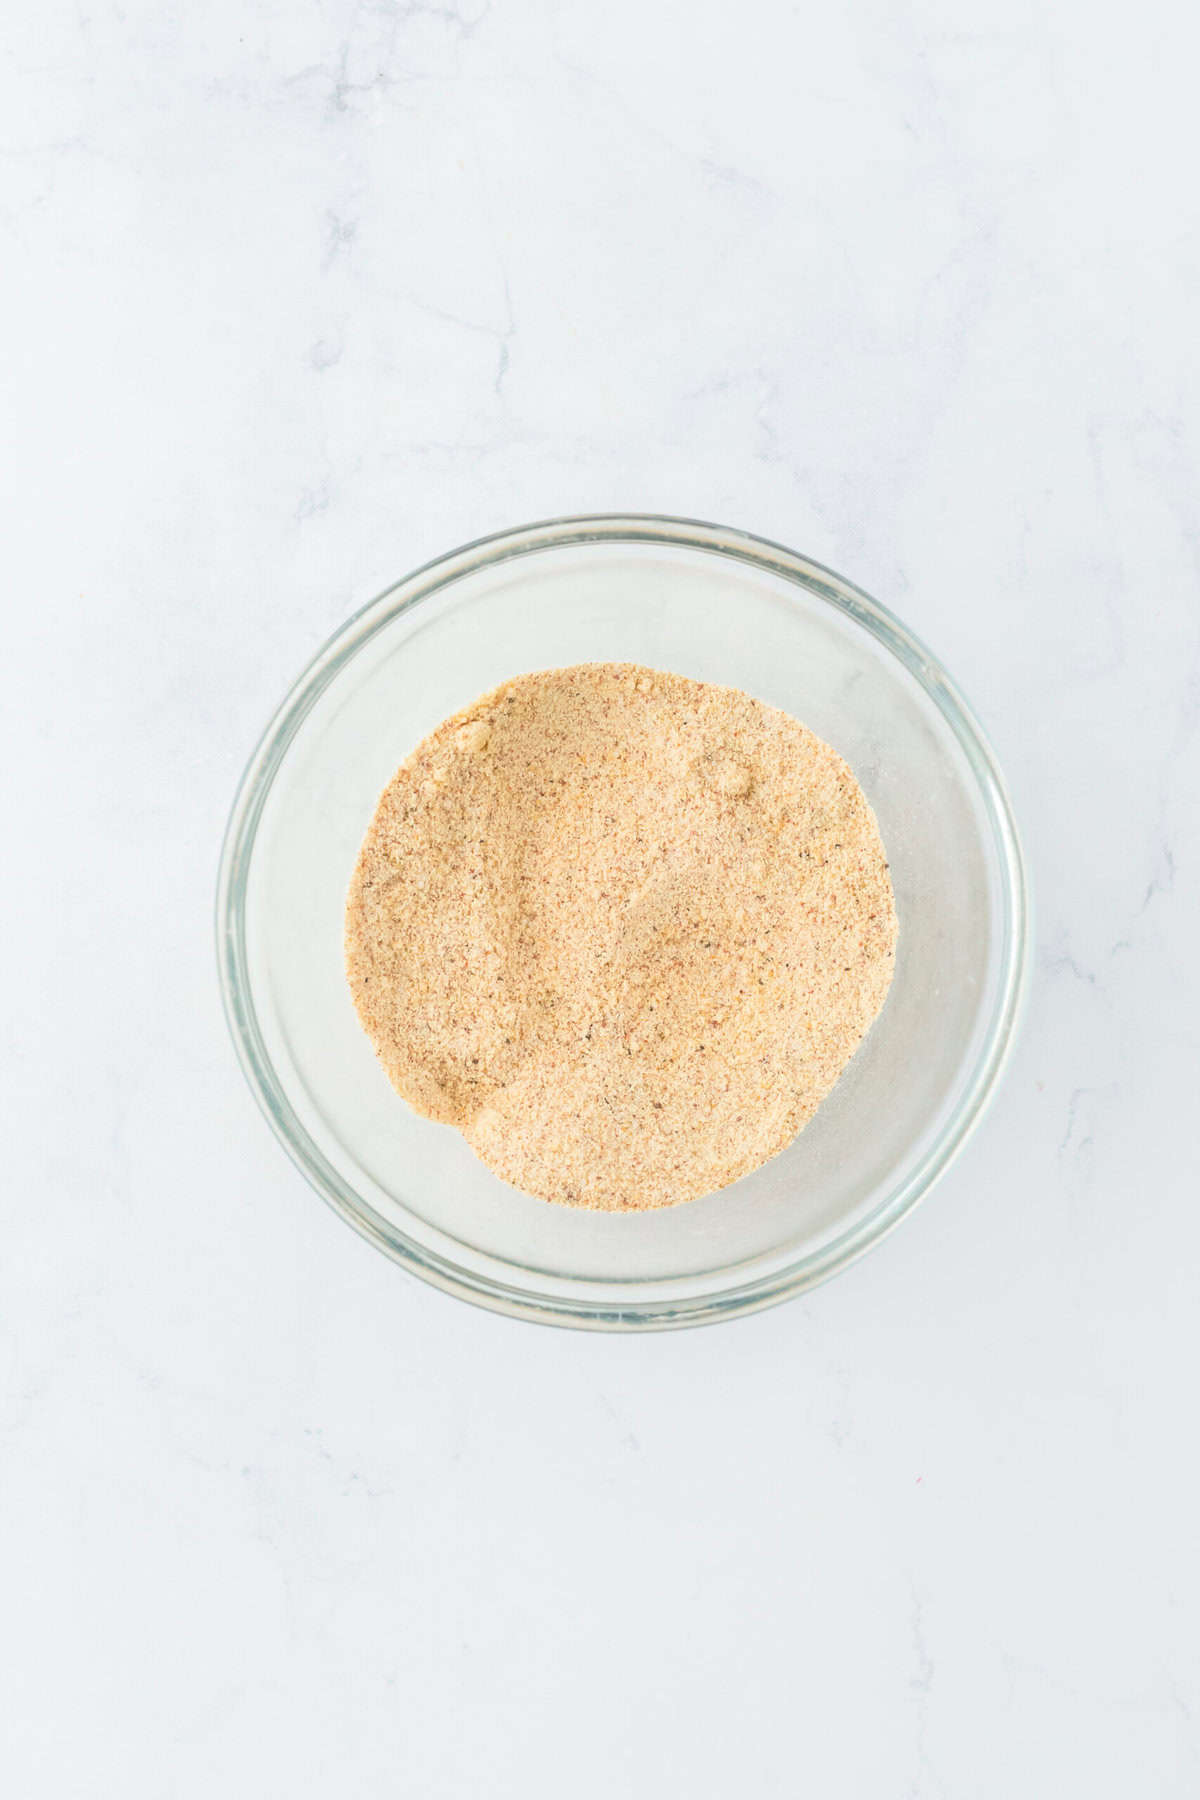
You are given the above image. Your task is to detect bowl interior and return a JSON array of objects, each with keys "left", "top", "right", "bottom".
[{"left": 224, "top": 522, "right": 1023, "bottom": 1325}]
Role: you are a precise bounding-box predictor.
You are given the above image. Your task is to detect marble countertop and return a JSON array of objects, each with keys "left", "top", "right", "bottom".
[{"left": 4, "top": 2, "right": 1198, "bottom": 1793}]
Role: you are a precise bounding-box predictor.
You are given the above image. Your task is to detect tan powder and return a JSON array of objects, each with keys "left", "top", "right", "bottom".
[{"left": 345, "top": 663, "right": 897, "bottom": 1211}]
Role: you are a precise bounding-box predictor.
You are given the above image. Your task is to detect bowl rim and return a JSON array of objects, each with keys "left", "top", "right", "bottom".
[{"left": 216, "top": 513, "right": 1030, "bottom": 1331}]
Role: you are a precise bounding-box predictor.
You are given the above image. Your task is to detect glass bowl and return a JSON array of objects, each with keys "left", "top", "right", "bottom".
[{"left": 217, "top": 516, "right": 1029, "bottom": 1330}]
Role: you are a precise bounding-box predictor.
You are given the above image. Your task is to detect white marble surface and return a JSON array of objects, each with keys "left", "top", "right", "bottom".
[{"left": 4, "top": 1, "right": 1199, "bottom": 1792}]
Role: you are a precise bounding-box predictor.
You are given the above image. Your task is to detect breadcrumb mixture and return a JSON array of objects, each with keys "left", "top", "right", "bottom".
[{"left": 345, "top": 663, "right": 897, "bottom": 1211}]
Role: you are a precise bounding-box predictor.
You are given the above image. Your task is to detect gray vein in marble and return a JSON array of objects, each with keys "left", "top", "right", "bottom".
[
  {"left": 1058, "top": 1085, "right": 1098, "bottom": 1160},
  {"left": 595, "top": 1390, "right": 641, "bottom": 1454},
  {"left": 296, "top": 482, "right": 332, "bottom": 523},
  {"left": 551, "top": 45, "right": 770, "bottom": 200},
  {"left": 307, "top": 0, "right": 492, "bottom": 114},
  {"left": 1040, "top": 943, "right": 1100, "bottom": 990},
  {"left": 321, "top": 210, "right": 357, "bottom": 272},
  {"left": 907, "top": 1582, "right": 945, "bottom": 1799},
  {"left": 309, "top": 335, "right": 343, "bottom": 373}
]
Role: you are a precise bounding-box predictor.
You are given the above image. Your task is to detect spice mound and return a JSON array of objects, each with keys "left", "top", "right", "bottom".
[{"left": 345, "top": 663, "right": 897, "bottom": 1211}]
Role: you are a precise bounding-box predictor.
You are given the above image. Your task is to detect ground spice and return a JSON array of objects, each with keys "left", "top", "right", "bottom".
[{"left": 345, "top": 663, "right": 897, "bottom": 1210}]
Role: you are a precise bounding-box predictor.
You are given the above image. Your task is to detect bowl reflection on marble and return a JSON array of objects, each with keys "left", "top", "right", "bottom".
[{"left": 216, "top": 515, "right": 1029, "bottom": 1330}]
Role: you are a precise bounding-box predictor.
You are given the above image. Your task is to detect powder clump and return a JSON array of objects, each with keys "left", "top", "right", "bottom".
[{"left": 345, "top": 662, "right": 897, "bottom": 1211}]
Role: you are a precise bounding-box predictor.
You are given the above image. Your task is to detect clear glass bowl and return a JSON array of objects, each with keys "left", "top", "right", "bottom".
[{"left": 217, "top": 516, "right": 1029, "bottom": 1330}]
